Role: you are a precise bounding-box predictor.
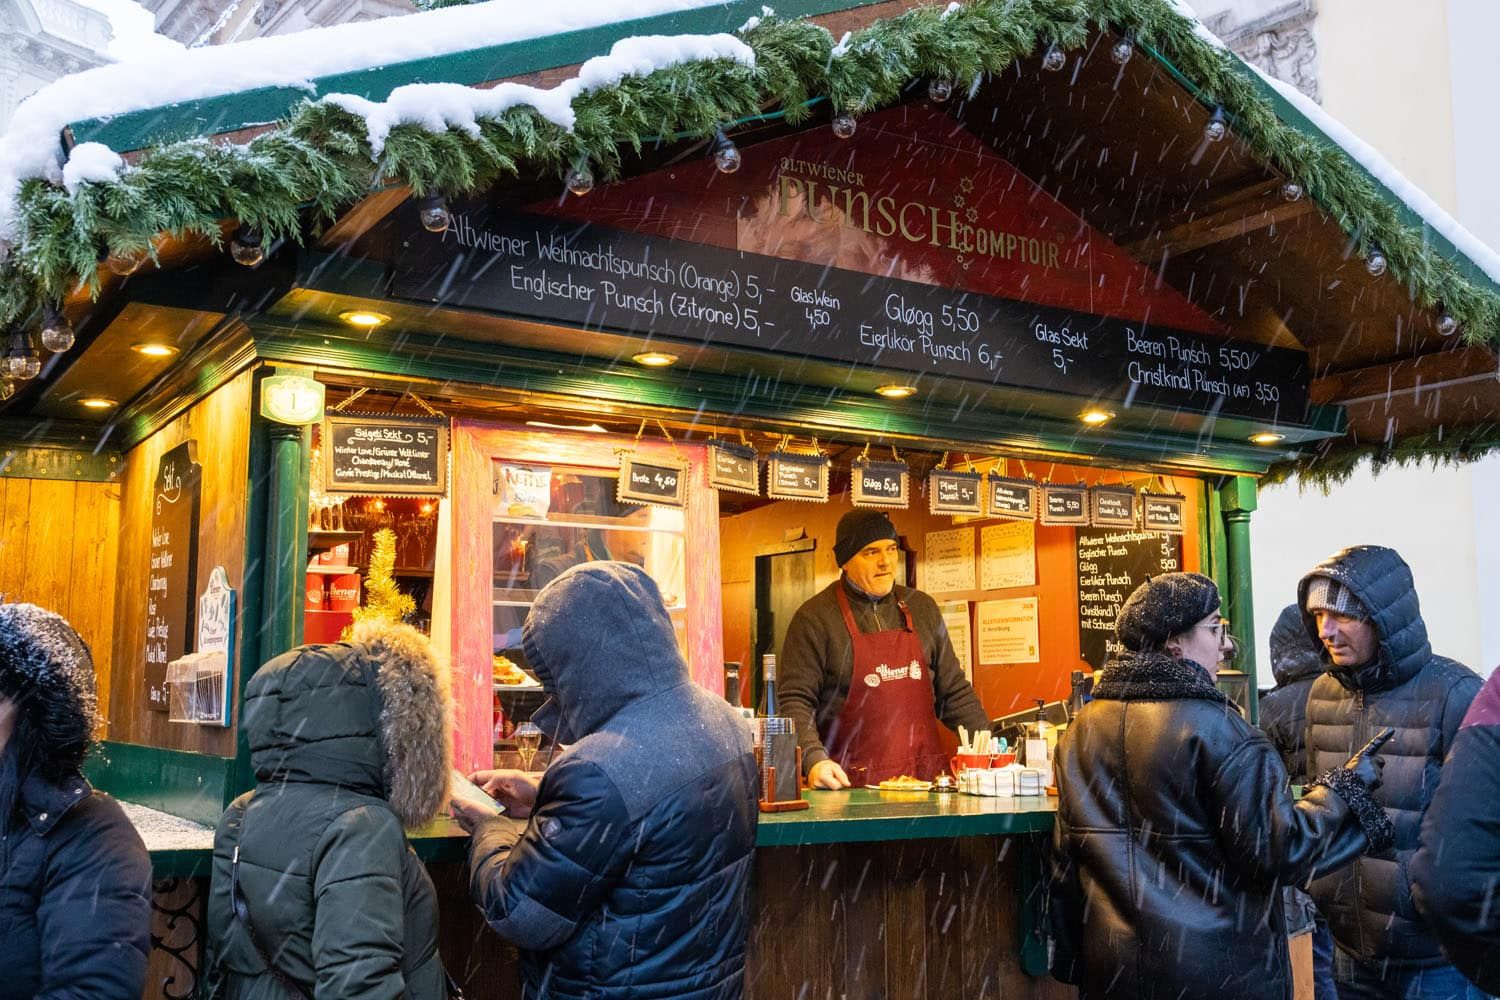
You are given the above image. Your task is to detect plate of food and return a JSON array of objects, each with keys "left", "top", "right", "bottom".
[
  {"left": 492, "top": 654, "right": 540, "bottom": 688},
  {"left": 871, "top": 775, "right": 933, "bottom": 792}
]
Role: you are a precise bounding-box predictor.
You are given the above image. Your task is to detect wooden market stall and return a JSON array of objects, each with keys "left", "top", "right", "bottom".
[{"left": 0, "top": 1, "right": 1498, "bottom": 997}]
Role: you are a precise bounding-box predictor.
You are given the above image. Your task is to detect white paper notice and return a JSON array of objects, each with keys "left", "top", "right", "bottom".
[
  {"left": 976, "top": 597, "right": 1041, "bottom": 664},
  {"left": 922, "top": 526, "right": 976, "bottom": 594},
  {"left": 939, "top": 600, "right": 973, "bottom": 680},
  {"left": 980, "top": 520, "right": 1036, "bottom": 590}
]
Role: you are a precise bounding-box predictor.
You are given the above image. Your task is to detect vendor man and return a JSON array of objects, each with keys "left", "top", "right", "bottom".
[{"left": 781, "top": 510, "right": 991, "bottom": 788}]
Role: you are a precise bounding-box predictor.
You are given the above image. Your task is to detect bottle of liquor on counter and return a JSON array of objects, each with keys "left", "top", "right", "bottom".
[
  {"left": 724, "top": 662, "right": 755, "bottom": 724},
  {"left": 754, "top": 653, "right": 801, "bottom": 805}
]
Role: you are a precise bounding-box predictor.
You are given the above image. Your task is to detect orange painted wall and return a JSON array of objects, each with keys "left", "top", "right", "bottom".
[{"left": 720, "top": 463, "right": 1202, "bottom": 719}]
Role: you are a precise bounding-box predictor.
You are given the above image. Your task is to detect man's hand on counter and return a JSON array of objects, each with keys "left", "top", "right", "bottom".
[
  {"left": 808, "top": 760, "right": 852, "bottom": 790},
  {"left": 471, "top": 769, "right": 542, "bottom": 818}
]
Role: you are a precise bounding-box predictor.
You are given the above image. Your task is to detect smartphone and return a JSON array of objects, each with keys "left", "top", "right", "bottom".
[
  {"left": 451, "top": 769, "right": 505, "bottom": 816},
  {"left": 1357, "top": 727, "right": 1397, "bottom": 757}
]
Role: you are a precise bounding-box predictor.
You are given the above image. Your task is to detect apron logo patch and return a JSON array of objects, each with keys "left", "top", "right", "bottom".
[
  {"left": 864, "top": 673, "right": 882, "bottom": 687},
  {"left": 868, "top": 662, "right": 920, "bottom": 684}
]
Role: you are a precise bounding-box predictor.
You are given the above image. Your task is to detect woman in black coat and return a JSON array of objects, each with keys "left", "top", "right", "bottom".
[
  {"left": 1050, "top": 574, "right": 1392, "bottom": 1000},
  {"left": 0, "top": 603, "right": 152, "bottom": 999}
]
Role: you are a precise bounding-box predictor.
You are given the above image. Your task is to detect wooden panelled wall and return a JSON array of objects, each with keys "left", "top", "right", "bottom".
[
  {"left": 109, "top": 369, "right": 254, "bottom": 755},
  {"left": 720, "top": 463, "right": 1202, "bottom": 717},
  {"left": 0, "top": 478, "right": 121, "bottom": 721}
]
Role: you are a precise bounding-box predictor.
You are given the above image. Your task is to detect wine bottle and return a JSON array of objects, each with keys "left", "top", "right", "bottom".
[{"left": 762, "top": 653, "right": 777, "bottom": 717}]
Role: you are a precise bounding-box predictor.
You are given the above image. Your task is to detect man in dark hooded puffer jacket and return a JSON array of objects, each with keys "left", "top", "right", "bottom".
[
  {"left": 455, "top": 561, "right": 759, "bottom": 1000},
  {"left": 1300, "top": 545, "right": 1484, "bottom": 999}
]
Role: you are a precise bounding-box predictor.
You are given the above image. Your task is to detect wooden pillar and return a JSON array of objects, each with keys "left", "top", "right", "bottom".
[{"left": 1218, "top": 475, "right": 1259, "bottom": 722}]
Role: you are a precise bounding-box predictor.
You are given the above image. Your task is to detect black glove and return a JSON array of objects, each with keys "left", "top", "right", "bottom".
[{"left": 1342, "top": 727, "right": 1395, "bottom": 792}]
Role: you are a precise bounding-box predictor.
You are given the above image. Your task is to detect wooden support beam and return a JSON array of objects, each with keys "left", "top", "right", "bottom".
[
  {"left": 1311, "top": 344, "right": 1500, "bottom": 405},
  {"left": 317, "top": 186, "right": 412, "bottom": 253},
  {"left": 1125, "top": 195, "right": 1315, "bottom": 258}
]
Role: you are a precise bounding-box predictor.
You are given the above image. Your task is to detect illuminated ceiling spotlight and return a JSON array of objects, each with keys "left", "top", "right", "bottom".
[
  {"left": 1079, "top": 408, "right": 1115, "bottom": 426},
  {"left": 338, "top": 309, "right": 391, "bottom": 329},
  {"left": 875, "top": 383, "right": 918, "bottom": 400},
  {"left": 1249, "top": 431, "right": 1286, "bottom": 445},
  {"left": 632, "top": 351, "right": 679, "bottom": 368},
  {"left": 81, "top": 397, "right": 117, "bottom": 410},
  {"left": 132, "top": 342, "right": 179, "bottom": 357}
]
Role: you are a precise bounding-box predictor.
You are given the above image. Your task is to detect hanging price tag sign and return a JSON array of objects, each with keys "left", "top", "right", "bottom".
[
  {"left": 987, "top": 475, "right": 1037, "bottom": 521},
  {"left": 929, "top": 469, "right": 985, "bottom": 516},
  {"left": 706, "top": 440, "right": 761, "bottom": 496},
  {"left": 1040, "top": 483, "right": 1089, "bottom": 526},
  {"left": 851, "top": 459, "right": 910, "bottom": 509},
  {"left": 1090, "top": 485, "right": 1138, "bottom": 528},
  {"left": 616, "top": 454, "right": 689, "bottom": 509},
  {"left": 767, "top": 451, "right": 830, "bottom": 502},
  {"left": 1141, "top": 493, "right": 1187, "bottom": 534}
]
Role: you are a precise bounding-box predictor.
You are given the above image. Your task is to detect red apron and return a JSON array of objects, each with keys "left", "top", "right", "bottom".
[{"left": 823, "top": 586, "right": 947, "bottom": 784}]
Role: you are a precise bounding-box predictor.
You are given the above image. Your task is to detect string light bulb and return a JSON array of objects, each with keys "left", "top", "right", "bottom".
[
  {"left": 230, "top": 226, "right": 264, "bottom": 267},
  {"left": 416, "top": 193, "right": 450, "bottom": 234},
  {"left": 565, "top": 161, "right": 595, "bottom": 197},
  {"left": 1042, "top": 45, "right": 1067, "bottom": 72},
  {"left": 1279, "top": 180, "right": 1304, "bottom": 202},
  {"left": 1110, "top": 35, "right": 1134, "bottom": 65},
  {"left": 39, "top": 303, "right": 74, "bottom": 353},
  {"left": 832, "top": 112, "right": 857, "bottom": 139},
  {"left": 5, "top": 331, "right": 40, "bottom": 381},
  {"left": 1204, "top": 107, "right": 1228, "bottom": 143},
  {"left": 1365, "top": 246, "right": 1388, "bottom": 278},
  {"left": 105, "top": 248, "right": 147, "bottom": 276},
  {"left": 710, "top": 128, "right": 741, "bottom": 174},
  {"left": 0, "top": 378, "right": 14, "bottom": 402},
  {"left": 928, "top": 78, "right": 953, "bottom": 102},
  {"left": 1436, "top": 309, "right": 1460, "bottom": 337}
]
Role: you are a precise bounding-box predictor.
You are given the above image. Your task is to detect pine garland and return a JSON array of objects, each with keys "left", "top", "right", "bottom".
[
  {"left": 1, "top": 0, "right": 1496, "bottom": 481},
  {"left": 348, "top": 527, "right": 416, "bottom": 632}
]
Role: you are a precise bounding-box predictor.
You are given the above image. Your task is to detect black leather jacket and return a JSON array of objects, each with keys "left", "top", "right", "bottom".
[
  {"left": 1300, "top": 545, "right": 1482, "bottom": 967},
  {"left": 1051, "top": 651, "right": 1391, "bottom": 1000}
]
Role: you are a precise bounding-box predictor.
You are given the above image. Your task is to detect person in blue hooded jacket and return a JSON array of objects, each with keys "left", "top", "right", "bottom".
[{"left": 450, "top": 561, "right": 759, "bottom": 1000}]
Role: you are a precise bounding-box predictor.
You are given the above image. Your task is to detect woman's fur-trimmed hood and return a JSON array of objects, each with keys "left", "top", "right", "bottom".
[{"left": 242, "top": 621, "right": 453, "bottom": 828}]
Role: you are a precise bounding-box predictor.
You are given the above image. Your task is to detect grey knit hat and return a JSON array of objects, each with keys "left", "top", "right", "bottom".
[
  {"left": 1305, "top": 576, "right": 1366, "bottom": 618},
  {"left": 1115, "top": 573, "right": 1221, "bottom": 652},
  {"left": 834, "top": 509, "right": 899, "bottom": 567}
]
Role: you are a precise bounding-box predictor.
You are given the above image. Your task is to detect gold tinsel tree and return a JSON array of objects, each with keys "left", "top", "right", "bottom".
[{"left": 347, "top": 527, "right": 415, "bottom": 632}]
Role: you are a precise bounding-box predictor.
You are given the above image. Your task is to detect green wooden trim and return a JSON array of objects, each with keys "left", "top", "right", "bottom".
[
  {"left": 754, "top": 790, "right": 1055, "bottom": 846},
  {"left": 0, "top": 443, "right": 121, "bottom": 481},
  {"left": 67, "top": 0, "right": 877, "bottom": 155},
  {"left": 231, "top": 381, "right": 275, "bottom": 799},
  {"left": 1218, "top": 475, "right": 1259, "bottom": 721},
  {"left": 86, "top": 740, "right": 233, "bottom": 828}
]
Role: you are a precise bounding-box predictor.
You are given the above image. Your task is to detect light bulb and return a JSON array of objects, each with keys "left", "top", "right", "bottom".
[
  {"left": 710, "top": 129, "right": 741, "bottom": 174},
  {"left": 1280, "top": 181, "right": 1304, "bottom": 202},
  {"left": 6, "top": 334, "right": 40, "bottom": 381},
  {"left": 1365, "top": 248, "right": 1388, "bottom": 278},
  {"left": 106, "top": 250, "right": 146, "bottom": 276},
  {"left": 1436, "top": 310, "right": 1460, "bottom": 336},
  {"left": 230, "top": 226, "right": 264, "bottom": 267},
  {"left": 928, "top": 78, "right": 953, "bottom": 102},
  {"left": 0, "top": 378, "right": 14, "bottom": 401},
  {"left": 1110, "top": 36, "right": 1133, "bottom": 65},
  {"left": 565, "top": 162, "right": 595, "bottom": 196},
  {"left": 416, "top": 194, "right": 450, "bottom": 234},
  {"left": 832, "top": 112, "right": 857, "bottom": 139},
  {"left": 1042, "top": 45, "right": 1067, "bottom": 72},
  {"left": 1205, "top": 109, "right": 1228, "bottom": 143},
  {"left": 40, "top": 304, "right": 74, "bottom": 353}
]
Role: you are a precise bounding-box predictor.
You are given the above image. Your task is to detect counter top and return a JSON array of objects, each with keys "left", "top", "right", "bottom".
[{"left": 133, "top": 791, "right": 1057, "bottom": 874}]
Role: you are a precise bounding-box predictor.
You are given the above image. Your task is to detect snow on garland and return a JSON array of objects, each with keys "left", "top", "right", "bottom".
[{"left": 0, "top": 0, "right": 1496, "bottom": 482}]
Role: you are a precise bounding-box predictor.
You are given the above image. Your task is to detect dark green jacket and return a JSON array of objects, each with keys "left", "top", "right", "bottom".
[{"left": 203, "top": 622, "right": 454, "bottom": 999}]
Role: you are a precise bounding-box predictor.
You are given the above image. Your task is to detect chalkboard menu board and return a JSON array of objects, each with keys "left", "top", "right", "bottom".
[
  {"left": 394, "top": 206, "right": 1311, "bottom": 424},
  {"left": 930, "top": 469, "right": 984, "bottom": 516},
  {"left": 988, "top": 476, "right": 1037, "bottom": 520},
  {"left": 1041, "top": 484, "right": 1088, "bottom": 526},
  {"left": 851, "top": 459, "right": 909, "bottom": 509},
  {"left": 706, "top": 440, "right": 759, "bottom": 495},
  {"left": 1076, "top": 528, "right": 1184, "bottom": 668},
  {"left": 767, "top": 451, "right": 829, "bottom": 502},
  {"left": 324, "top": 414, "right": 449, "bottom": 497},
  {"left": 1091, "top": 485, "right": 1138, "bottom": 528},
  {"left": 145, "top": 441, "right": 202, "bottom": 712},
  {"left": 617, "top": 455, "right": 688, "bottom": 508},
  {"left": 1142, "top": 494, "right": 1187, "bottom": 534}
]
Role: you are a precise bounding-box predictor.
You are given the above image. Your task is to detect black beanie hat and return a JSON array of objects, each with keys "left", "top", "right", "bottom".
[
  {"left": 834, "top": 509, "right": 899, "bottom": 567},
  {"left": 1115, "top": 572, "right": 1221, "bottom": 652}
]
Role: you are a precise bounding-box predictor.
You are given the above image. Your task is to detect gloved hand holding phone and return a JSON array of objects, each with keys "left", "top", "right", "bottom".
[{"left": 1342, "top": 727, "right": 1395, "bottom": 791}]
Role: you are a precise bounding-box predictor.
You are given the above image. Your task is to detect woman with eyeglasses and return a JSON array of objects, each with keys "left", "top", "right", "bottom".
[{"left": 1048, "top": 572, "right": 1394, "bottom": 1000}]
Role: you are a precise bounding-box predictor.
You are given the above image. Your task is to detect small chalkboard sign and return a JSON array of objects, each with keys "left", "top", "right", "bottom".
[
  {"left": 851, "top": 459, "right": 909, "bottom": 509},
  {"left": 1091, "top": 485, "right": 1138, "bottom": 528},
  {"left": 1041, "top": 484, "right": 1089, "bottom": 526},
  {"left": 707, "top": 440, "right": 760, "bottom": 496},
  {"left": 324, "top": 413, "right": 449, "bottom": 497},
  {"left": 1077, "top": 528, "right": 1184, "bottom": 668},
  {"left": 617, "top": 455, "right": 689, "bottom": 509},
  {"left": 1142, "top": 494, "right": 1187, "bottom": 534},
  {"left": 988, "top": 476, "right": 1037, "bottom": 521},
  {"left": 767, "top": 451, "right": 829, "bottom": 502},
  {"left": 930, "top": 469, "right": 985, "bottom": 516},
  {"left": 145, "top": 440, "right": 202, "bottom": 713}
]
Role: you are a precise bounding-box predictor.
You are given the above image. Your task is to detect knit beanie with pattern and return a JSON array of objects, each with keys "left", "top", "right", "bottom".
[{"left": 1305, "top": 575, "right": 1367, "bottom": 618}]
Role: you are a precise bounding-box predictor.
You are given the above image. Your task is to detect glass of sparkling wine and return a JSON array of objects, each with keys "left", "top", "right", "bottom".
[{"left": 514, "top": 722, "right": 543, "bottom": 771}]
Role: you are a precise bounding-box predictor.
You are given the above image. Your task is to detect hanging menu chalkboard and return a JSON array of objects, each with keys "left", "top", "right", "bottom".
[
  {"left": 851, "top": 459, "right": 909, "bottom": 508},
  {"left": 1041, "top": 484, "right": 1088, "bottom": 525},
  {"left": 324, "top": 413, "right": 449, "bottom": 497},
  {"left": 988, "top": 476, "right": 1037, "bottom": 520},
  {"left": 617, "top": 455, "right": 688, "bottom": 508},
  {"left": 767, "top": 451, "right": 829, "bottom": 502},
  {"left": 145, "top": 441, "right": 202, "bottom": 712},
  {"left": 1142, "top": 494, "right": 1187, "bottom": 534},
  {"left": 930, "top": 469, "right": 985, "bottom": 516},
  {"left": 1076, "top": 528, "right": 1184, "bottom": 668},
  {"left": 1090, "top": 485, "right": 1138, "bottom": 528},
  {"left": 706, "top": 440, "right": 759, "bottom": 495}
]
